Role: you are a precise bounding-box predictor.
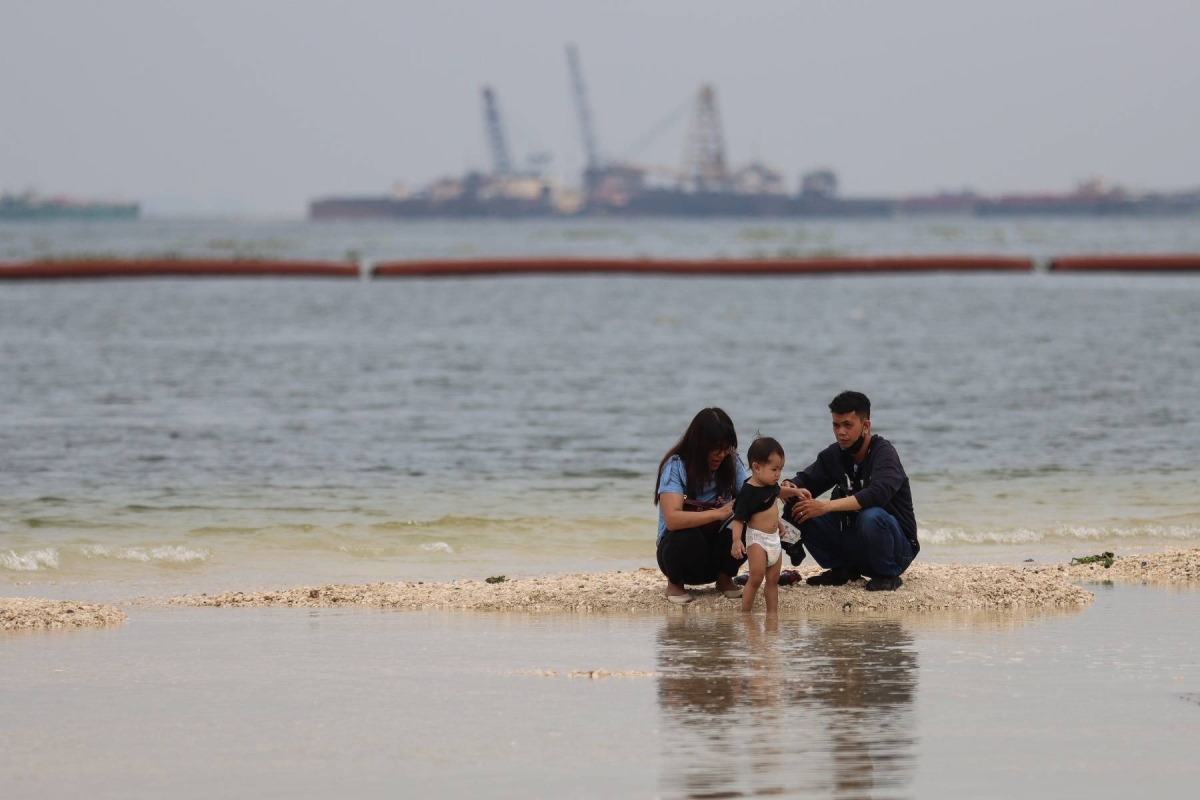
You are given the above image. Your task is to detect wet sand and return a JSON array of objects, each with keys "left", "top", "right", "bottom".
[
  {"left": 161, "top": 560, "right": 1093, "bottom": 613},
  {"left": 0, "top": 598, "right": 126, "bottom": 631},
  {"left": 1067, "top": 547, "right": 1200, "bottom": 584}
]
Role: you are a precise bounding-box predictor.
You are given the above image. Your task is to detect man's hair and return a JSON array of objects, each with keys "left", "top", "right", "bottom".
[
  {"left": 829, "top": 391, "right": 871, "bottom": 419},
  {"left": 746, "top": 436, "right": 784, "bottom": 467}
]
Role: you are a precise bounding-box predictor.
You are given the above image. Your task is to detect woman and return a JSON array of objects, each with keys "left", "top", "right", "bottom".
[{"left": 655, "top": 407, "right": 748, "bottom": 604}]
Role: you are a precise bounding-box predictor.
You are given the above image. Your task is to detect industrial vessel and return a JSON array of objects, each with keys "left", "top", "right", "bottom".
[
  {"left": 0, "top": 192, "right": 139, "bottom": 221},
  {"left": 309, "top": 46, "right": 1200, "bottom": 222}
]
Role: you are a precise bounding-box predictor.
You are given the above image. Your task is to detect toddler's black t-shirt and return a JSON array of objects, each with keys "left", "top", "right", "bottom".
[{"left": 732, "top": 482, "right": 781, "bottom": 524}]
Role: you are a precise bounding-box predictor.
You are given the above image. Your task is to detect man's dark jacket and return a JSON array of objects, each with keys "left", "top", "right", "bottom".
[{"left": 789, "top": 435, "right": 919, "bottom": 556}]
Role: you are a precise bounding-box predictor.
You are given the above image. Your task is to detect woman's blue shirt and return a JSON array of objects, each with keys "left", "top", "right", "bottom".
[{"left": 656, "top": 454, "right": 748, "bottom": 546}]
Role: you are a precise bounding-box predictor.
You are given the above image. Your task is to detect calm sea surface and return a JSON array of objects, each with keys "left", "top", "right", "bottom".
[
  {"left": 3, "top": 585, "right": 1198, "bottom": 798},
  {"left": 2, "top": 219, "right": 1198, "bottom": 596}
]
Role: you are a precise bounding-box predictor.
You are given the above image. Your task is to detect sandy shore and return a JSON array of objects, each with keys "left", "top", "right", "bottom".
[
  {"left": 1066, "top": 547, "right": 1200, "bottom": 585},
  {"left": 9, "top": 549, "right": 1197, "bottom": 630},
  {"left": 163, "top": 560, "right": 1093, "bottom": 613},
  {"left": 1, "top": 598, "right": 127, "bottom": 631}
]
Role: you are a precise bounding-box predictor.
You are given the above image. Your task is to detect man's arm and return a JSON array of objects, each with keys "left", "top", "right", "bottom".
[
  {"left": 852, "top": 443, "right": 905, "bottom": 510},
  {"left": 796, "top": 492, "right": 861, "bottom": 521},
  {"left": 786, "top": 451, "right": 836, "bottom": 498},
  {"left": 797, "top": 445, "right": 907, "bottom": 521},
  {"left": 786, "top": 450, "right": 839, "bottom": 523}
]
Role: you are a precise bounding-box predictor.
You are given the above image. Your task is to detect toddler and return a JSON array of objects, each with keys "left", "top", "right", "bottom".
[{"left": 730, "top": 436, "right": 805, "bottom": 612}]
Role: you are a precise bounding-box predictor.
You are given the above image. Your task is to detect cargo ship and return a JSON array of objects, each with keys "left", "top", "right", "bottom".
[
  {"left": 310, "top": 172, "right": 553, "bottom": 220},
  {"left": 0, "top": 191, "right": 140, "bottom": 221}
]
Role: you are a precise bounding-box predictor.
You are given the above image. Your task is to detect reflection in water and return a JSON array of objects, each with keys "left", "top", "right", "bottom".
[{"left": 657, "top": 615, "right": 918, "bottom": 799}]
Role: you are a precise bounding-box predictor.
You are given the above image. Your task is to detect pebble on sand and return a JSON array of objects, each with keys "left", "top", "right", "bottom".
[{"left": 1, "top": 598, "right": 127, "bottom": 631}]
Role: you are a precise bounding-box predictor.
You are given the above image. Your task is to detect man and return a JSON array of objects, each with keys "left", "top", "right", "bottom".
[{"left": 783, "top": 391, "right": 918, "bottom": 592}]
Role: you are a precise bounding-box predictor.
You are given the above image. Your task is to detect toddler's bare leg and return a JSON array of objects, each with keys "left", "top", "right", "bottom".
[
  {"left": 742, "top": 545, "right": 767, "bottom": 612},
  {"left": 764, "top": 557, "right": 783, "bottom": 613}
]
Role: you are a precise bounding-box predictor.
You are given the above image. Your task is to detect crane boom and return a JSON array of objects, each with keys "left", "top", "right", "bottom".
[
  {"left": 566, "top": 44, "right": 600, "bottom": 171},
  {"left": 481, "top": 86, "right": 513, "bottom": 176}
]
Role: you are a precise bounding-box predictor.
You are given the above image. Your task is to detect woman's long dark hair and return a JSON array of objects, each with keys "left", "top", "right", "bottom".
[{"left": 654, "top": 407, "right": 738, "bottom": 505}]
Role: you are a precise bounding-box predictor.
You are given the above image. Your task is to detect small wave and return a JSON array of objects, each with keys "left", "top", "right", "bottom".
[
  {"left": 920, "top": 524, "right": 1200, "bottom": 546},
  {"left": 186, "top": 526, "right": 267, "bottom": 537},
  {"left": 1, "top": 548, "right": 60, "bottom": 571},
  {"left": 561, "top": 468, "right": 645, "bottom": 479},
  {"left": 79, "top": 545, "right": 211, "bottom": 563},
  {"left": 420, "top": 542, "right": 454, "bottom": 554}
]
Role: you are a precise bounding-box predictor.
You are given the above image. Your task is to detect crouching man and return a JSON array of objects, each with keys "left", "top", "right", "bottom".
[{"left": 785, "top": 391, "right": 919, "bottom": 592}]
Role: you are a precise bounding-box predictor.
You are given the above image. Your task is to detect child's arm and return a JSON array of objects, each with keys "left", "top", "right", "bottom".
[
  {"left": 779, "top": 485, "right": 811, "bottom": 501},
  {"left": 730, "top": 520, "right": 745, "bottom": 559}
]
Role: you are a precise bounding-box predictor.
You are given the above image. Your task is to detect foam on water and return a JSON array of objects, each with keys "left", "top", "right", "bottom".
[
  {"left": 0, "top": 544, "right": 210, "bottom": 572},
  {"left": 0, "top": 548, "right": 60, "bottom": 571},
  {"left": 920, "top": 523, "right": 1200, "bottom": 547},
  {"left": 79, "top": 544, "right": 211, "bottom": 564}
]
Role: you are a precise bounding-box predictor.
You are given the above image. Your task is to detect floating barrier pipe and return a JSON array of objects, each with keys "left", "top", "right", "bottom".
[
  {"left": 0, "top": 260, "right": 360, "bottom": 281},
  {"left": 1049, "top": 254, "right": 1200, "bottom": 273},
  {"left": 371, "top": 255, "right": 1033, "bottom": 278}
]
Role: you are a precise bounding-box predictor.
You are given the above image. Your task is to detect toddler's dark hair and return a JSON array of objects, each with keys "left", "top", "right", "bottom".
[{"left": 746, "top": 436, "right": 784, "bottom": 467}]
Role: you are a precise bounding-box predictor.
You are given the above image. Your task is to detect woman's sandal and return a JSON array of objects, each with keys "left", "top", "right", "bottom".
[
  {"left": 667, "top": 592, "right": 694, "bottom": 604},
  {"left": 722, "top": 588, "right": 743, "bottom": 599}
]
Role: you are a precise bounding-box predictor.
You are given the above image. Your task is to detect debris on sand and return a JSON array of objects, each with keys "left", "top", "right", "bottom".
[{"left": 1070, "top": 552, "right": 1115, "bottom": 569}]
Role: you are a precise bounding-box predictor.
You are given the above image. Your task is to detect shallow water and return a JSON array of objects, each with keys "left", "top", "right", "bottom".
[
  {"left": 2, "top": 219, "right": 1199, "bottom": 594},
  {"left": 1, "top": 583, "right": 1197, "bottom": 798}
]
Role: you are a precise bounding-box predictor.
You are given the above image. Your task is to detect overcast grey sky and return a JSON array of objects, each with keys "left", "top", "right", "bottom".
[{"left": 4, "top": 0, "right": 1199, "bottom": 217}]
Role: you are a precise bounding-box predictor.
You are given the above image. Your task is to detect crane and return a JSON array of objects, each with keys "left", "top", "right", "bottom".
[
  {"left": 566, "top": 44, "right": 601, "bottom": 172},
  {"left": 480, "top": 86, "right": 513, "bottom": 176},
  {"left": 681, "top": 84, "right": 729, "bottom": 191}
]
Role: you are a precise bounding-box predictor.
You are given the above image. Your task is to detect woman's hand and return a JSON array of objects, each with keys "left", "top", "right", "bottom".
[{"left": 712, "top": 501, "right": 735, "bottom": 523}]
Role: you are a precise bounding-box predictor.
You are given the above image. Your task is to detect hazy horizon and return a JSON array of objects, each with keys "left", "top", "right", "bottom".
[{"left": 4, "top": 0, "right": 1200, "bottom": 217}]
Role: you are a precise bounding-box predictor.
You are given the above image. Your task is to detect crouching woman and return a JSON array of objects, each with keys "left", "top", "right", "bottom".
[{"left": 655, "top": 408, "right": 748, "bottom": 604}]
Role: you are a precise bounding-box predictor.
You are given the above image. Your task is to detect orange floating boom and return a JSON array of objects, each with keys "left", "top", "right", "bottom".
[
  {"left": 1050, "top": 255, "right": 1200, "bottom": 273},
  {"left": 371, "top": 256, "right": 1032, "bottom": 278},
  {"left": 0, "top": 260, "right": 359, "bottom": 280}
]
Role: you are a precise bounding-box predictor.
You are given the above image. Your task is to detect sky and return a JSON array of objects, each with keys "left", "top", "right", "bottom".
[{"left": 3, "top": 0, "right": 1200, "bottom": 217}]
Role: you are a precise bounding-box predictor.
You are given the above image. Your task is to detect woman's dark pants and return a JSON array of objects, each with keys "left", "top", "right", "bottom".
[
  {"left": 656, "top": 523, "right": 746, "bottom": 587},
  {"left": 798, "top": 507, "right": 914, "bottom": 578}
]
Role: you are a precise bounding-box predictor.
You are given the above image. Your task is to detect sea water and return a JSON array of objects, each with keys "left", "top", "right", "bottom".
[
  {"left": 2, "top": 584, "right": 1198, "bottom": 798},
  {"left": 1, "top": 219, "right": 1198, "bottom": 598}
]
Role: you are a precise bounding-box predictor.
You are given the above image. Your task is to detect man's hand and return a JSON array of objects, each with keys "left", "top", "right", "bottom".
[{"left": 793, "top": 497, "right": 829, "bottom": 523}]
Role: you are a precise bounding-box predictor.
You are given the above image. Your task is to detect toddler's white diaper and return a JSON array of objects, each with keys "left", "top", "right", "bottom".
[{"left": 745, "top": 527, "right": 782, "bottom": 568}]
